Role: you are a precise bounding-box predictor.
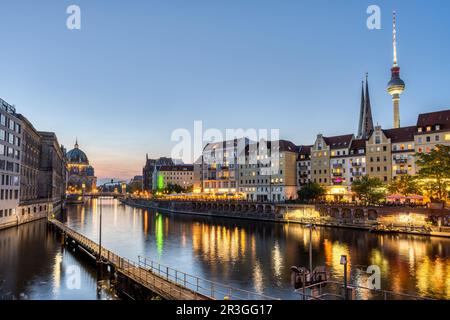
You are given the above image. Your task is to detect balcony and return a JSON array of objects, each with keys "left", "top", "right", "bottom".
[
  {"left": 298, "top": 165, "right": 309, "bottom": 171},
  {"left": 351, "top": 162, "right": 362, "bottom": 167},
  {"left": 332, "top": 163, "right": 343, "bottom": 169},
  {"left": 332, "top": 171, "right": 343, "bottom": 177},
  {"left": 352, "top": 171, "right": 363, "bottom": 177},
  {"left": 396, "top": 169, "right": 408, "bottom": 175},
  {"left": 394, "top": 158, "right": 408, "bottom": 164}
]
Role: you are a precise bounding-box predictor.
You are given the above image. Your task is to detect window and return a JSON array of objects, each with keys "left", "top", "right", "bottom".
[
  {"left": 426, "top": 126, "right": 432, "bottom": 132},
  {"left": 445, "top": 134, "right": 450, "bottom": 141},
  {"left": 0, "top": 114, "right": 6, "bottom": 126},
  {"left": 418, "top": 127, "right": 423, "bottom": 133},
  {"left": 436, "top": 135, "right": 440, "bottom": 142},
  {"left": 426, "top": 136, "right": 431, "bottom": 142},
  {"left": 436, "top": 125, "right": 440, "bottom": 131}
]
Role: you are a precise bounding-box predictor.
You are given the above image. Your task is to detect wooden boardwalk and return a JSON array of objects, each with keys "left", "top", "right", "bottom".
[{"left": 49, "top": 219, "right": 276, "bottom": 300}]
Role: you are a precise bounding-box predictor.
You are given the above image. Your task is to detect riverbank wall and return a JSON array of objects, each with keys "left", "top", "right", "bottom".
[
  {"left": 119, "top": 198, "right": 450, "bottom": 238},
  {"left": 0, "top": 199, "right": 63, "bottom": 231}
]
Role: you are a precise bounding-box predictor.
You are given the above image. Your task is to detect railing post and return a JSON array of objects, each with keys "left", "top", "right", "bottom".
[
  {"left": 166, "top": 267, "right": 169, "bottom": 280},
  {"left": 211, "top": 283, "right": 214, "bottom": 299},
  {"left": 184, "top": 274, "right": 186, "bottom": 287}
]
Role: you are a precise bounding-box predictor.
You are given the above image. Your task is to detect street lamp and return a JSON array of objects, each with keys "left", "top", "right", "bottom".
[
  {"left": 306, "top": 224, "right": 315, "bottom": 274},
  {"left": 340, "top": 255, "right": 348, "bottom": 300}
]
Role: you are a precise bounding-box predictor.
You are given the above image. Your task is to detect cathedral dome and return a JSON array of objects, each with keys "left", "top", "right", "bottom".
[{"left": 66, "top": 140, "right": 89, "bottom": 164}]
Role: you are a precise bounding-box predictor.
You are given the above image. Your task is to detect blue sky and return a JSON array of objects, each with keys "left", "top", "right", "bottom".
[{"left": 0, "top": 0, "right": 449, "bottom": 179}]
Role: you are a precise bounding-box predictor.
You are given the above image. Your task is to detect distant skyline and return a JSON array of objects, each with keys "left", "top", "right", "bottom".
[{"left": 1, "top": 0, "right": 449, "bottom": 180}]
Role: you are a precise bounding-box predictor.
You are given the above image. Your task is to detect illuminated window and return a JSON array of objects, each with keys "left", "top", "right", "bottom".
[
  {"left": 426, "top": 126, "right": 432, "bottom": 132},
  {"left": 418, "top": 127, "right": 422, "bottom": 133},
  {"left": 445, "top": 134, "right": 450, "bottom": 141}
]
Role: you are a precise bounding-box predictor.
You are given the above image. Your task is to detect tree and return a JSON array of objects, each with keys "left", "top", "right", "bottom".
[
  {"left": 297, "top": 182, "right": 325, "bottom": 202},
  {"left": 351, "top": 176, "right": 386, "bottom": 205},
  {"left": 415, "top": 144, "right": 450, "bottom": 201},
  {"left": 388, "top": 175, "right": 421, "bottom": 196}
]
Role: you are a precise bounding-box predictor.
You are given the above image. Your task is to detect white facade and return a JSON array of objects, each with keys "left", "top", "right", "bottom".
[{"left": 0, "top": 99, "right": 22, "bottom": 229}]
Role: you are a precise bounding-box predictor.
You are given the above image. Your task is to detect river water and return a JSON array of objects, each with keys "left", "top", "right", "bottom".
[{"left": 1, "top": 198, "right": 450, "bottom": 300}]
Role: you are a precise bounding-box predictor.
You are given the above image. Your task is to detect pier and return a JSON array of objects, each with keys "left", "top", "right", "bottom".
[{"left": 48, "top": 218, "right": 276, "bottom": 300}]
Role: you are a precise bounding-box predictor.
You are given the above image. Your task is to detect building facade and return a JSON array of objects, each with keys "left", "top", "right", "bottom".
[
  {"left": 37, "top": 132, "right": 67, "bottom": 215},
  {"left": 156, "top": 165, "right": 194, "bottom": 190},
  {"left": 297, "top": 145, "right": 312, "bottom": 188},
  {"left": 0, "top": 99, "right": 21, "bottom": 229},
  {"left": 202, "top": 138, "right": 249, "bottom": 195},
  {"left": 142, "top": 156, "right": 175, "bottom": 192},
  {"left": 239, "top": 140, "right": 298, "bottom": 202}
]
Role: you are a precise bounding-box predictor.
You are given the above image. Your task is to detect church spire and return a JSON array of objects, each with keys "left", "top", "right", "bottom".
[
  {"left": 364, "top": 73, "right": 374, "bottom": 137},
  {"left": 357, "top": 80, "right": 365, "bottom": 138},
  {"left": 75, "top": 138, "right": 79, "bottom": 149}
]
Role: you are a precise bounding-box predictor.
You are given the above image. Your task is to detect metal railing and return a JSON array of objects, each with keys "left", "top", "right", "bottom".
[
  {"left": 138, "top": 256, "right": 278, "bottom": 300},
  {"left": 296, "top": 281, "right": 434, "bottom": 300},
  {"left": 48, "top": 219, "right": 278, "bottom": 300}
]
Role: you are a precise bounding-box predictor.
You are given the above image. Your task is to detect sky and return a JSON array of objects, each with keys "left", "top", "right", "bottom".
[{"left": 1, "top": 0, "right": 449, "bottom": 180}]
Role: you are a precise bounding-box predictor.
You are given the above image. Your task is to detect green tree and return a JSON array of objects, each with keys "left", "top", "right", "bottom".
[
  {"left": 388, "top": 175, "right": 421, "bottom": 196},
  {"left": 351, "top": 176, "right": 386, "bottom": 205},
  {"left": 415, "top": 144, "right": 450, "bottom": 201},
  {"left": 297, "top": 182, "right": 325, "bottom": 202}
]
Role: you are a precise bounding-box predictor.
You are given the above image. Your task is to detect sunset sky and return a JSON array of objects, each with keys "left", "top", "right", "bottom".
[{"left": 1, "top": 0, "right": 449, "bottom": 180}]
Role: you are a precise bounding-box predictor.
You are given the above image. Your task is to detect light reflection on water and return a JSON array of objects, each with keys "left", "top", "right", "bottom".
[
  {"left": 0, "top": 219, "right": 116, "bottom": 300},
  {"left": 62, "top": 198, "right": 450, "bottom": 300}
]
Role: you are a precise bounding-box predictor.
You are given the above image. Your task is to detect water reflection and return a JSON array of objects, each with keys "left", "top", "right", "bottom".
[
  {"left": 63, "top": 198, "right": 450, "bottom": 299},
  {"left": 0, "top": 219, "right": 115, "bottom": 300}
]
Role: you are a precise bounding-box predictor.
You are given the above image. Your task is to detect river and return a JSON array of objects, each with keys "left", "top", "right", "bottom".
[{"left": 1, "top": 198, "right": 450, "bottom": 300}]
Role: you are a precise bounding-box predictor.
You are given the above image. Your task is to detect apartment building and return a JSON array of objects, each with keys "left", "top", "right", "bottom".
[
  {"left": 297, "top": 145, "right": 312, "bottom": 188},
  {"left": 157, "top": 165, "right": 194, "bottom": 190},
  {"left": 348, "top": 139, "right": 366, "bottom": 184},
  {"left": 202, "top": 138, "right": 249, "bottom": 194},
  {"left": 365, "top": 126, "right": 392, "bottom": 183},
  {"left": 0, "top": 99, "right": 21, "bottom": 229},
  {"left": 239, "top": 140, "right": 298, "bottom": 202},
  {"left": 415, "top": 110, "right": 450, "bottom": 153},
  {"left": 384, "top": 126, "right": 416, "bottom": 180}
]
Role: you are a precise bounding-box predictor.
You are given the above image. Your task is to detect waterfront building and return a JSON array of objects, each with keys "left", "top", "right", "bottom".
[
  {"left": 156, "top": 165, "right": 194, "bottom": 190},
  {"left": 311, "top": 134, "right": 354, "bottom": 198},
  {"left": 202, "top": 138, "right": 249, "bottom": 195},
  {"left": 16, "top": 114, "right": 51, "bottom": 223},
  {"left": 38, "top": 132, "right": 67, "bottom": 214},
  {"left": 0, "top": 99, "right": 21, "bottom": 229},
  {"left": 365, "top": 126, "right": 392, "bottom": 184},
  {"left": 384, "top": 126, "right": 416, "bottom": 180},
  {"left": 142, "top": 156, "right": 175, "bottom": 192},
  {"left": 415, "top": 110, "right": 450, "bottom": 153},
  {"left": 296, "top": 145, "right": 312, "bottom": 188},
  {"left": 239, "top": 140, "right": 298, "bottom": 202},
  {"left": 66, "top": 140, "right": 97, "bottom": 193},
  {"left": 348, "top": 139, "right": 366, "bottom": 184}
]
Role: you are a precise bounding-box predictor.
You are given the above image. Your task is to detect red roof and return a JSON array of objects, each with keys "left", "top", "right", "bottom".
[
  {"left": 383, "top": 126, "right": 416, "bottom": 143},
  {"left": 417, "top": 110, "right": 450, "bottom": 130},
  {"left": 323, "top": 134, "right": 354, "bottom": 150}
]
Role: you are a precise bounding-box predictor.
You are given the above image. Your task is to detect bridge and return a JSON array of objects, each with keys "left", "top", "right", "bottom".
[{"left": 48, "top": 218, "right": 276, "bottom": 300}]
